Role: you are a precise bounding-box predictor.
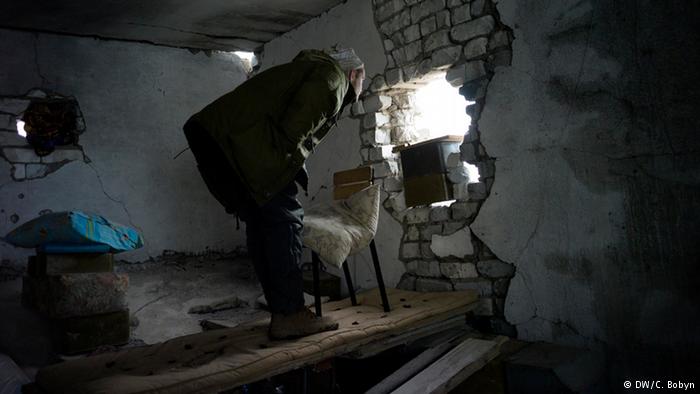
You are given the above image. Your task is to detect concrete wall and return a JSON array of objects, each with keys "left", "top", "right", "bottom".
[
  {"left": 262, "top": 0, "right": 408, "bottom": 290},
  {"left": 0, "top": 29, "right": 249, "bottom": 262}
]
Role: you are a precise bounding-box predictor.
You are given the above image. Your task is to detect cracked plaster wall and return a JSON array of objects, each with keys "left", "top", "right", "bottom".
[
  {"left": 472, "top": 0, "right": 700, "bottom": 377},
  {"left": 0, "top": 29, "right": 250, "bottom": 263}
]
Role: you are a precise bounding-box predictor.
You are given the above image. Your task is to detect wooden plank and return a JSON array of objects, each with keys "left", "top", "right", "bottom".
[
  {"left": 333, "top": 166, "right": 372, "bottom": 186},
  {"left": 366, "top": 329, "right": 477, "bottom": 394},
  {"left": 344, "top": 314, "right": 468, "bottom": 359},
  {"left": 333, "top": 180, "right": 371, "bottom": 200},
  {"left": 391, "top": 336, "right": 508, "bottom": 394}
]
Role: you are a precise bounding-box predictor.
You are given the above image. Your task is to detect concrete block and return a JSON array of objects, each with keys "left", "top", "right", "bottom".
[
  {"left": 391, "top": 31, "right": 406, "bottom": 47},
  {"left": 40, "top": 147, "right": 84, "bottom": 163},
  {"left": 459, "top": 141, "right": 478, "bottom": 162},
  {"left": 477, "top": 259, "right": 515, "bottom": 278},
  {"left": 396, "top": 273, "right": 417, "bottom": 291},
  {"left": 453, "top": 278, "right": 492, "bottom": 296},
  {"left": 423, "top": 29, "right": 451, "bottom": 53},
  {"left": 421, "top": 242, "right": 436, "bottom": 259},
  {"left": 363, "top": 112, "right": 390, "bottom": 129},
  {"left": 378, "top": 10, "right": 411, "bottom": 36},
  {"left": 11, "top": 164, "right": 26, "bottom": 180},
  {"left": 402, "top": 63, "right": 419, "bottom": 81},
  {"left": 363, "top": 95, "right": 392, "bottom": 113},
  {"left": 451, "top": 4, "right": 471, "bottom": 25},
  {"left": 435, "top": 10, "right": 451, "bottom": 29},
  {"left": 410, "top": 0, "right": 447, "bottom": 24},
  {"left": 474, "top": 297, "right": 494, "bottom": 316},
  {"left": 385, "top": 68, "right": 404, "bottom": 86},
  {"left": 400, "top": 242, "right": 421, "bottom": 259},
  {"left": 0, "top": 114, "right": 15, "bottom": 130},
  {"left": 420, "top": 223, "right": 443, "bottom": 240},
  {"left": 368, "top": 145, "right": 394, "bottom": 161},
  {"left": 370, "top": 74, "right": 389, "bottom": 92},
  {"left": 28, "top": 253, "right": 114, "bottom": 276},
  {"left": 430, "top": 45, "right": 462, "bottom": 68},
  {"left": 360, "top": 128, "right": 391, "bottom": 146},
  {"left": 403, "top": 24, "right": 421, "bottom": 43},
  {"left": 52, "top": 310, "right": 130, "bottom": 354},
  {"left": 445, "top": 61, "right": 488, "bottom": 87},
  {"left": 450, "top": 15, "right": 496, "bottom": 42},
  {"left": 0, "top": 98, "right": 30, "bottom": 115},
  {"left": 447, "top": 0, "right": 464, "bottom": 7},
  {"left": 360, "top": 148, "right": 370, "bottom": 162},
  {"left": 23, "top": 273, "right": 129, "bottom": 318},
  {"left": 405, "top": 206, "right": 431, "bottom": 224},
  {"left": 446, "top": 152, "right": 463, "bottom": 168},
  {"left": 431, "top": 227, "right": 474, "bottom": 257},
  {"left": 382, "top": 176, "right": 404, "bottom": 192},
  {"left": 418, "top": 58, "right": 433, "bottom": 76},
  {"left": 416, "top": 277, "right": 454, "bottom": 292},
  {"left": 0, "top": 130, "right": 26, "bottom": 146},
  {"left": 372, "top": 160, "right": 399, "bottom": 178},
  {"left": 468, "top": 182, "right": 487, "bottom": 200},
  {"left": 2, "top": 147, "right": 41, "bottom": 163},
  {"left": 447, "top": 164, "right": 469, "bottom": 183},
  {"left": 376, "top": 0, "right": 406, "bottom": 22},
  {"left": 464, "top": 37, "right": 489, "bottom": 59},
  {"left": 420, "top": 16, "right": 437, "bottom": 36},
  {"left": 405, "top": 225, "right": 421, "bottom": 241},
  {"left": 410, "top": 260, "right": 441, "bottom": 277},
  {"left": 460, "top": 78, "right": 489, "bottom": 100},
  {"left": 442, "top": 220, "right": 466, "bottom": 235},
  {"left": 451, "top": 201, "right": 479, "bottom": 220},
  {"left": 383, "top": 39, "right": 395, "bottom": 52},
  {"left": 404, "top": 41, "right": 423, "bottom": 62},
  {"left": 384, "top": 190, "right": 407, "bottom": 214},
  {"left": 440, "top": 262, "right": 478, "bottom": 279},
  {"left": 392, "top": 93, "right": 415, "bottom": 108},
  {"left": 26, "top": 164, "right": 50, "bottom": 179},
  {"left": 470, "top": 0, "right": 488, "bottom": 17},
  {"left": 351, "top": 101, "right": 365, "bottom": 116},
  {"left": 429, "top": 206, "right": 451, "bottom": 221}
]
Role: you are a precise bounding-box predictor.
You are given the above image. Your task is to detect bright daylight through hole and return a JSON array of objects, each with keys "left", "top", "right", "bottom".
[{"left": 413, "top": 75, "right": 481, "bottom": 206}]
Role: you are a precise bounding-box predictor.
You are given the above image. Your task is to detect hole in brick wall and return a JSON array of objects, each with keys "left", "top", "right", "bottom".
[
  {"left": 19, "top": 96, "right": 82, "bottom": 156},
  {"left": 414, "top": 74, "right": 472, "bottom": 141}
]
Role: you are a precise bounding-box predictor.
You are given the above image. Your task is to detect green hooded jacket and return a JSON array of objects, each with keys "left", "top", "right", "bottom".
[{"left": 189, "top": 50, "right": 349, "bottom": 206}]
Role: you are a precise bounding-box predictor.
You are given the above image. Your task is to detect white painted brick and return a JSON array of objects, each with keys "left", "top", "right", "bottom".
[
  {"left": 442, "top": 220, "right": 466, "bottom": 235},
  {"left": 470, "top": 0, "right": 488, "bottom": 17},
  {"left": 383, "top": 176, "right": 404, "bottom": 192},
  {"left": 453, "top": 182, "right": 470, "bottom": 200},
  {"left": 0, "top": 114, "right": 15, "bottom": 130},
  {"left": 0, "top": 98, "right": 30, "bottom": 115},
  {"left": 421, "top": 242, "right": 435, "bottom": 259},
  {"left": 405, "top": 225, "right": 420, "bottom": 241},
  {"left": 25, "top": 163, "right": 49, "bottom": 179},
  {"left": 430, "top": 45, "right": 462, "bottom": 68},
  {"left": 441, "top": 262, "right": 478, "bottom": 279},
  {"left": 363, "top": 95, "right": 393, "bottom": 113},
  {"left": 372, "top": 160, "right": 399, "bottom": 178},
  {"left": 387, "top": 55, "right": 396, "bottom": 69},
  {"left": 392, "top": 93, "right": 416, "bottom": 108},
  {"left": 0, "top": 131, "right": 26, "bottom": 146},
  {"left": 445, "top": 61, "right": 487, "bottom": 87},
  {"left": 420, "top": 16, "right": 437, "bottom": 36},
  {"left": 464, "top": 127, "right": 479, "bottom": 142},
  {"left": 468, "top": 182, "right": 487, "bottom": 200},
  {"left": 450, "top": 15, "right": 495, "bottom": 42},
  {"left": 447, "top": 0, "right": 465, "bottom": 7},
  {"left": 477, "top": 259, "right": 515, "bottom": 278},
  {"left": 376, "top": 0, "right": 406, "bottom": 22},
  {"left": 446, "top": 152, "right": 462, "bottom": 168},
  {"left": 385, "top": 68, "right": 404, "bottom": 86},
  {"left": 363, "top": 112, "right": 390, "bottom": 129},
  {"left": 410, "top": 0, "right": 446, "bottom": 24},
  {"left": 431, "top": 227, "right": 474, "bottom": 257},
  {"left": 391, "top": 109, "right": 415, "bottom": 126},
  {"left": 383, "top": 39, "right": 395, "bottom": 52},
  {"left": 370, "top": 75, "right": 389, "bottom": 92},
  {"left": 403, "top": 24, "right": 421, "bottom": 43},
  {"left": 361, "top": 128, "right": 391, "bottom": 146},
  {"left": 40, "top": 147, "right": 84, "bottom": 163},
  {"left": 435, "top": 10, "right": 451, "bottom": 29},
  {"left": 423, "top": 29, "right": 451, "bottom": 53},
  {"left": 460, "top": 142, "right": 478, "bottom": 162},
  {"left": 405, "top": 206, "right": 431, "bottom": 224},
  {"left": 418, "top": 58, "right": 433, "bottom": 76},
  {"left": 360, "top": 148, "right": 370, "bottom": 162},
  {"left": 413, "top": 260, "right": 441, "bottom": 277},
  {"left": 385, "top": 190, "right": 407, "bottom": 213},
  {"left": 2, "top": 147, "right": 40, "bottom": 163},
  {"left": 11, "top": 164, "right": 25, "bottom": 180},
  {"left": 420, "top": 223, "right": 443, "bottom": 240},
  {"left": 402, "top": 63, "right": 419, "bottom": 81},
  {"left": 404, "top": 41, "right": 423, "bottom": 62},
  {"left": 429, "top": 206, "right": 451, "bottom": 221},
  {"left": 416, "top": 277, "right": 454, "bottom": 292},
  {"left": 368, "top": 145, "right": 394, "bottom": 161},
  {"left": 453, "top": 278, "right": 492, "bottom": 296},
  {"left": 451, "top": 201, "right": 479, "bottom": 220},
  {"left": 378, "top": 9, "right": 412, "bottom": 36},
  {"left": 451, "top": 4, "right": 471, "bottom": 25},
  {"left": 464, "top": 37, "right": 489, "bottom": 59},
  {"left": 401, "top": 242, "right": 421, "bottom": 259},
  {"left": 447, "top": 164, "right": 469, "bottom": 183}
]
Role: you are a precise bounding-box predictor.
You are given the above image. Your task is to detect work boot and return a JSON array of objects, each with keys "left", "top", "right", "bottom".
[{"left": 269, "top": 308, "right": 339, "bottom": 340}]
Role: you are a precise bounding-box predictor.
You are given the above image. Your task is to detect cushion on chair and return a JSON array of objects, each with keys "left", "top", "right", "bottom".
[{"left": 303, "top": 184, "right": 380, "bottom": 268}]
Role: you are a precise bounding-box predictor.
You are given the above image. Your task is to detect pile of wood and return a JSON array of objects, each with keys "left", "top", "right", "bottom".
[{"left": 21, "top": 253, "right": 130, "bottom": 354}]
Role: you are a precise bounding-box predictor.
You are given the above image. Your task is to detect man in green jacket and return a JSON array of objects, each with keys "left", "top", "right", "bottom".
[{"left": 183, "top": 48, "right": 365, "bottom": 339}]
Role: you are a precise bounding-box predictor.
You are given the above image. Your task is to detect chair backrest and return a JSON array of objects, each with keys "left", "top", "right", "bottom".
[{"left": 332, "top": 166, "right": 373, "bottom": 200}]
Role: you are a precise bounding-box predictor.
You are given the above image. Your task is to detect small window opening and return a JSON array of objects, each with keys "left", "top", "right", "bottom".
[
  {"left": 414, "top": 74, "right": 473, "bottom": 141},
  {"left": 233, "top": 51, "right": 257, "bottom": 72}
]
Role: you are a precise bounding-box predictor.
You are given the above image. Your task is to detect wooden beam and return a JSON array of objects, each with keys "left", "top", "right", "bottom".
[
  {"left": 333, "top": 166, "right": 372, "bottom": 186},
  {"left": 391, "top": 336, "right": 508, "bottom": 394}
]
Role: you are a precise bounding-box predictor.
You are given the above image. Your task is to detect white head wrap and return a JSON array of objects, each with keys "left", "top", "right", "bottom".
[{"left": 328, "top": 47, "right": 364, "bottom": 74}]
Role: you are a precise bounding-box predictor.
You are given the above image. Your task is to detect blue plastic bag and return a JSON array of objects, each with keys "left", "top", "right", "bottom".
[{"left": 3, "top": 211, "right": 143, "bottom": 253}]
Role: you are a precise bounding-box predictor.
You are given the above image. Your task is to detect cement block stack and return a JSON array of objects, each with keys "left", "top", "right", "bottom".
[{"left": 21, "top": 253, "right": 130, "bottom": 354}]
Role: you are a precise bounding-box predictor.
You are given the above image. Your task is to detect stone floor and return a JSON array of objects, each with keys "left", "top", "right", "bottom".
[{"left": 0, "top": 254, "right": 268, "bottom": 378}]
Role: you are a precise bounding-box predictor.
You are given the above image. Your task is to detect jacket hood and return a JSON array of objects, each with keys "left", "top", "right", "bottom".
[{"left": 293, "top": 49, "right": 344, "bottom": 72}]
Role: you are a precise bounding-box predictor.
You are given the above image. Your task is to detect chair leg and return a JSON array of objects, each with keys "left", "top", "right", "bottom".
[
  {"left": 370, "top": 240, "right": 390, "bottom": 312},
  {"left": 311, "top": 251, "right": 322, "bottom": 317},
  {"left": 342, "top": 261, "right": 357, "bottom": 306}
]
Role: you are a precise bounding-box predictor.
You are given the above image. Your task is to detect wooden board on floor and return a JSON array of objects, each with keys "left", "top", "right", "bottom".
[
  {"left": 391, "top": 336, "right": 508, "bottom": 394},
  {"left": 35, "top": 288, "right": 479, "bottom": 394}
]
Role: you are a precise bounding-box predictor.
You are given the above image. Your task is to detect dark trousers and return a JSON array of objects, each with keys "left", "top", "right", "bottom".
[{"left": 183, "top": 120, "right": 305, "bottom": 315}]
